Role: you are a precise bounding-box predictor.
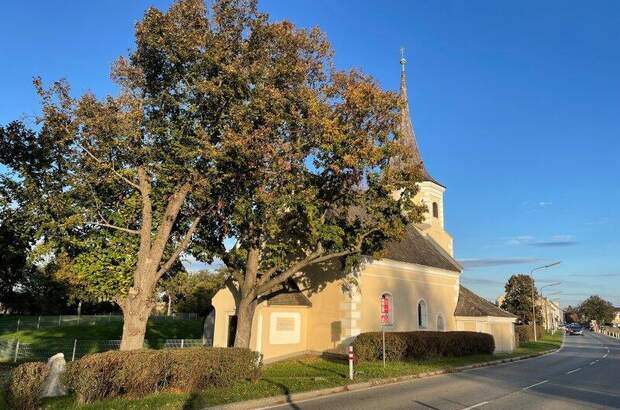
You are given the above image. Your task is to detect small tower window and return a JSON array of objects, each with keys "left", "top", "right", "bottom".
[{"left": 432, "top": 202, "right": 439, "bottom": 218}]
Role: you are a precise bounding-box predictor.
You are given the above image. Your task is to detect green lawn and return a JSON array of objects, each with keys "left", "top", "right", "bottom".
[
  {"left": 0, "top": 318, "right": 203, "bottom": 343},
  {"left": 35, "top": 333, "right": 563, "bottom": 410}
]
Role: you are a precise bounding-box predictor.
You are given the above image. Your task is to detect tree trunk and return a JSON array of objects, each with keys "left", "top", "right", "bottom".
[
  {"left": 119, "top": 290, "right": 155, "bottom": 351},
  {"left": 234, "top": 296, "right": 257, "bottom": 348},
  {"left": 234, "top": 248, "right": 260, "bottom": 348}
]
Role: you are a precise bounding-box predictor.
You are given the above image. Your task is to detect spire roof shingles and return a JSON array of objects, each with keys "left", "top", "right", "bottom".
[{"left": 397, "top": 53, "right": 442, "bottom": 187}]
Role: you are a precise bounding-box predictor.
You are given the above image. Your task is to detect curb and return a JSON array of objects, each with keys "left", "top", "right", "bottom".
[{"left": 204, "top": 347, "right": 561, "bottom": 410}]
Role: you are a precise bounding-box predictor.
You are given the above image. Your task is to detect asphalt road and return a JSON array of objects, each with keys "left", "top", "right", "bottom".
[{"left": 262, "top": 331, "right": 620, "bottom": 410}]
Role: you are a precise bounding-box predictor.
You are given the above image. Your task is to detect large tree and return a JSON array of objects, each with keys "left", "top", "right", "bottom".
[
  {"left": 0, "top": 0, "right": 259, "bottom": 350},
  {"left": 501, "top": 274, "right": 542, "bottom": 324},
  {"left": 579, "top": 295, "right": 614, "bottom": 324},
  {"left": 216, "top": 29, "right": 425, "bottom": 346}
]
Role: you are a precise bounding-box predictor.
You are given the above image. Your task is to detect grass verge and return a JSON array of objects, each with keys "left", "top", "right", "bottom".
[
  {"left": 31, "top": 333, "right": 563, "bottom": 410},
  {"left": 0, "top": 319, "right": 203, "bottom": 344}
]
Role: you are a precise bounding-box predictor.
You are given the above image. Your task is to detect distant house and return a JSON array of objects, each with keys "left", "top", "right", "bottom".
[
  {"left": 538, "top": 297, "right": 563, "bottom": 330},
  {"left": 208, "top": 57, "right": 517, "bottom": 362},
  {"left": 613, "top": 307, "right": 620, "bottom": 327}
]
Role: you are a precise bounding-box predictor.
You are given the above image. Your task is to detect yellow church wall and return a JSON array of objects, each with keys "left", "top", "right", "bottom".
[
  {"left": 211, "top": 286, "right": 238, "bottom": 348},
  {"left": 455, "top": 316, "right": 516, "bottom": 353},
  {"left": 300, "top": 262, "right": 358, "bottom": 353},
  {"left": 357, "top": 259, "right": 460, "bottom": 333},
  {"left": 211, "top": 286, "right": 310, "bottom": 362}
]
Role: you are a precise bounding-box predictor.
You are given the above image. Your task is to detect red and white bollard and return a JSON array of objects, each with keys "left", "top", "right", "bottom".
[{"left": 348, "top": 345, "right": 354, "bottom": 380}]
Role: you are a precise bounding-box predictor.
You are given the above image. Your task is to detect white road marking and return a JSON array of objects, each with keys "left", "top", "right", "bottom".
[
  {"left": 523, "top": 380, "right": 548, "bottom": 390},
  {"left": 603, "top": 353, "right": 608, "bottom": 358},
  {"left": 589, "top": 361, "right": 597, "bottom": 365},
  {"left": 566, "top": 368, "right": 582, "bottom": 374},
  {"left": 462, "top": 401, "right": 489, "bottom": 410}
]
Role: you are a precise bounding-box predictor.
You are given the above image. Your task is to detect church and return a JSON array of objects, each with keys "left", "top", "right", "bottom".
[{"left": 208, "top": 56, "right": 517, "bottom": 362}]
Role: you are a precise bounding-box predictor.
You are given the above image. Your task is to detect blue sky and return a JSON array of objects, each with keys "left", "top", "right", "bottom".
[{"left": 1, "top": 1, "right": 619, "bottom": 307}]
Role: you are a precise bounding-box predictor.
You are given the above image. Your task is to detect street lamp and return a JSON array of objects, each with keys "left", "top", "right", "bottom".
[{"left": 530, "top": 262, "right": 561, "bottom": 341}]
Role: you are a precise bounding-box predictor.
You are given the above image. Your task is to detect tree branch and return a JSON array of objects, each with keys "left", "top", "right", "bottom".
[
  {"left": 256, "top": 227, "right": 380, "bottom": 295},
  {"left": 78, "top": 143, "right": 141, "bottom": 191},
  {"left": 88, "top": 221, "right": 140, "bottom": 235},
  {"left": 156, "top": 215, "right": 201, "bottom": 278},
  {"left": 257, "top": 247, "right": 324, "bottom": 295}
]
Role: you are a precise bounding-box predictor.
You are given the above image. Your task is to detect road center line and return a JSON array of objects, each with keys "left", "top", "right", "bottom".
[
  {"left": 462, "top": 401, "right": 489, "bottom": 410},
  {"left": 589, "top": 361, "right": 597, "bottom": 365},
  {"left": 566, "top": 368, "right": 582, "bottom": 374},
  {"left": 523, "top": 380, "right": 548, "bottom": 390}
]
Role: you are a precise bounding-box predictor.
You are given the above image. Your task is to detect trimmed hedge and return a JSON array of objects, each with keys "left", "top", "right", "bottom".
[
  {"left": 7, "top": 362, "right": 49, "bottom": 410},
  {"left": 352, "top": 331, "right": 495, "bottom": 361},
  {"left": 515, "top": 324, "right": 545, "bottom": 344},
  {"left": 63, "top": 347, "right": 261, "bottom": 403}
]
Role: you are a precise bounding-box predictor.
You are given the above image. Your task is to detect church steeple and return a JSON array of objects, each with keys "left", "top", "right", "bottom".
[{"left": 398, "top": 49, "right": 441, "bottom": 187}]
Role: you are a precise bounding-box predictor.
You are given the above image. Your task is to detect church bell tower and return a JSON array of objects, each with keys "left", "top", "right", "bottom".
[{"left": 397, "top": 49, "right": 454, "bottom": 256}]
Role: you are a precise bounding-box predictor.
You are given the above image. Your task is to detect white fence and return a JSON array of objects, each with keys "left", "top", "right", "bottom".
[
  {"left": 0, "top": 338, "right": 206, "bottom": 363},
  {"left": 0, "top": 313, "right": 200, "bottom": 333},
  {"left": 598, "top": 327, "right": 620, "bottom": 339}
]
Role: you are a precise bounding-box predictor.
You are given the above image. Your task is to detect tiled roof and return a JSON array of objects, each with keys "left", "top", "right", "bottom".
[
  {"left": 391, "top": 58, "right": 442, "bottom": 187},
  {"left": 454, "top": 285, "right": 516, "bottom": 318},
  {"left": 382, "top": 225, "right": 461, "bottom": 272},
  {"left": 264, "top": 281, "right": 312, "bottom": 307}
]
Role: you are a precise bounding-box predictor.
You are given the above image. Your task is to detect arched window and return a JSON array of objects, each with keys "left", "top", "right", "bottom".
[
  {"left": 417, "top": 300, "right": 428, "bottom": 329},
  {"left": 432, "top": 202, "right": 439, "bottom": 218},
  {"left": 436, "top": 314, "right": 444, "bottom": 331},
  {"left": 381, "top": 293, "right": 394, "bottom": 326}
]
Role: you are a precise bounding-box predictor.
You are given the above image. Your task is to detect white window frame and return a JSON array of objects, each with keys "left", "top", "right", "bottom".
[{"left": 269, "top": 312, "right": 301, "bottom": 345}]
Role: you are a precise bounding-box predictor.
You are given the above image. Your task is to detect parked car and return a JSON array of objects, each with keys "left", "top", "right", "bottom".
[{"left": 567, "top": 324, "right": 584, "bottom": 336}]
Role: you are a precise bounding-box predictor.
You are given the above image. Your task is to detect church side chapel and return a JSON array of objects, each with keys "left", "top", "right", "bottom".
[{"left": 209, "top": 55, "right": 516, "bottom": 362}]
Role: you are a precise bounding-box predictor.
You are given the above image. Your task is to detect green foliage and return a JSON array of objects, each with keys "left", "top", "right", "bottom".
[
  {"left": 501, "top": 274, "right": 542, "bottom": 324},
  {"left": 159, "top": 270, "right": 224, "bottom": 316},
  {"left": 514, "top": 324, "right": 545, "bottom": 344},
  {"left": 564, "top": 305, "right": 580, "bottom": 323},
  {"left": 7, "top": 362, "right": 49, "bottom": 410},
  {"left": 578, "top": 295, "right": 614, "bottom": 324},
  {"left": 351, "top": 331, "right": 495, "bottom": 361},
  {"left": 62, "top": 347, "right": 261, "bottom": 403}
]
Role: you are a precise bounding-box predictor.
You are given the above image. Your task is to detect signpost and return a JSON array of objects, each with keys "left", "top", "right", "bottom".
[{"left": 380, "top": 294, "right": 392, "bottom": 368}]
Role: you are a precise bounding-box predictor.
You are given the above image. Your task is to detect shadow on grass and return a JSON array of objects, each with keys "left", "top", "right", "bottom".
[
  {"left": 262, "top": 379, "right": 302, "bottom": 410},
  {"left": 182, "top": 392, "right": 203, "bottom": 410}
]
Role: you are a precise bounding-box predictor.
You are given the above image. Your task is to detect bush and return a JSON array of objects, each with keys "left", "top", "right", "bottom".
[
  {"left": 515, "top": 324, "right": 545, "bottom": 344},
  {"left": 63, "top": 347, "right": 261, "bottom": 403},
  {"left": 7, "top": 362, "right": 49, "bottom": 410},
  {"left": 351, "top": 331, "right": 495, "bottom": 361}
]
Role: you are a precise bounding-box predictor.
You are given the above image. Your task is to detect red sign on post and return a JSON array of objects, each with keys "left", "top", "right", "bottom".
[{"left": 381, "top": 294, "right": 391, "bottom": 326}]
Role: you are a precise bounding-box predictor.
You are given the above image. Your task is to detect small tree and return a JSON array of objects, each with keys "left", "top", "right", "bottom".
[
  {"left": 564, "top": 305, "right": 580, "bottom": 323},
  {"left": 579, "top": 295, "right": 614, "bottom": 324},
  {"left": 501, "top": 274, "right": 542, "bottom": 324}
]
